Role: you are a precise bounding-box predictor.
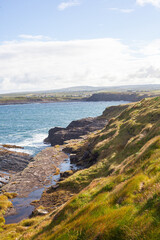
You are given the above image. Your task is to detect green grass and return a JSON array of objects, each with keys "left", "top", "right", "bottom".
[{"left": 1, "top": 96, "right": 160, "bottom": 239}]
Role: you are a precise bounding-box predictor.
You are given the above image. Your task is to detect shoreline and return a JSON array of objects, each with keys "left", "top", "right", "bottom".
[
  {"left": 0, "top": 91, "right": 157, "bottom": 106},
  {"left": 0, "top": 99, "right": 84, "bottom": 106},
  {"left": 3, "top": 146, "right": 69, "bottom": 223},
  {"left": 1, "top": 101, "right": 131, "bottom": 224}
]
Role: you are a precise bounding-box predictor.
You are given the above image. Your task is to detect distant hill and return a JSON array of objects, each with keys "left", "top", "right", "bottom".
[{"left": 1, "top": 84, "right": 160, "bottom": 96}]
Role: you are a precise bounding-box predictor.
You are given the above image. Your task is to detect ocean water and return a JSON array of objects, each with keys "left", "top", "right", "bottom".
[{"left": 0, "top": 101, "right": 128, "bottom": 155}]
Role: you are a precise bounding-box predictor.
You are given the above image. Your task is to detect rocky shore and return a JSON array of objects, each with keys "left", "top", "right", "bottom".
[
  {"left": 1, "top": 103, "right": 130, "bottom": 223},
  {"left": 0, "top": 146, "right": 33, "bottom": 189},
  {"left": 44, "top": 116, "right": 108, "bottom": 146},
  {"left": 0, "top": 147, "right": 33, "bottom": 173},
  {"left": 2, "top": 146, "right": 68, "bottom": 197}
]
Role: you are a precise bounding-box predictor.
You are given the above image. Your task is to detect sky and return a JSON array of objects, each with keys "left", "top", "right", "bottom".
[{"left": 0, "top": 0, "right": 160, "bottom": 93}]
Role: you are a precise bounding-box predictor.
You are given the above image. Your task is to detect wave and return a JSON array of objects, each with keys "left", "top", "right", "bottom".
[
  {"left": 3, "top": 132, "right": 49, "bottom": 155},
  {"left": 17, "top": 133, "right": 47, "bottom": 148}
]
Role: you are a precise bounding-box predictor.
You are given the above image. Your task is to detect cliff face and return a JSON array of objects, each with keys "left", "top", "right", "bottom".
[{"left": 86, "top": 92, "right": 150, "bottom": 102}]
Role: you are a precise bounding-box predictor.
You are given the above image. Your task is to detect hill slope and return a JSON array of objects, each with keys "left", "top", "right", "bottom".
[{"left": 1, "top": 97, "right": 160, "bottom": 240}]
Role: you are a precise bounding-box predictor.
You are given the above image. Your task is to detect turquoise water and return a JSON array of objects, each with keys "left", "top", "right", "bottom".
[{"left": 0, "top": 101, "right": 128, "bottom": 155}]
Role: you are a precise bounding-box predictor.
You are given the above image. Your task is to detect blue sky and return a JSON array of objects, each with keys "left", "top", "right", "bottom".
[
  {"left": 0, "top": 0, "right": 160, "bottom": 93},
  {"left": 1, "top": 0, "right": 160, "bottom": 42}
]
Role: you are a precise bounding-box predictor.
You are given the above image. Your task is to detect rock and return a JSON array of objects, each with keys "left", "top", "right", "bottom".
[
  {"left": 43, "top": 137, "right": 49, "bottom": 143},
  {"left": 46, "top": 184, "right": 60, "bottom": 193},
  {"left": 0, "top": 148, "right": 33, "bottom": 173},
  {"left": 3, "top": 147, "right": 68, "bottom": 198},
  {"left": 85, "top": 92, "right": 149, "bottom": 102},
  {"left": 45, "top": 117, "right": 107, "bottom": 146},
  {"left": 0, "top": 176, "right": 9, "bottom": 184},
  {"left": 70, "top": 154, "right": 78, "bottom": 163},
  {"left": 60, "top": 170, "right": 73, "bottom": 179},
  {"left": 75, "top": 151, "right": 99, "bottom": 168},
  {"left": 1, "top": 144, "right": 24, "bottom": 149},
  {"left": 32, "top": 208, "right": 49, "bottom": 216}
]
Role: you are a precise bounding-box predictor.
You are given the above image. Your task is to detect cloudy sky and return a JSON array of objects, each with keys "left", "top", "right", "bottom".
[{"left": 0, "top": 0, "right": 160, "bottom": 93}]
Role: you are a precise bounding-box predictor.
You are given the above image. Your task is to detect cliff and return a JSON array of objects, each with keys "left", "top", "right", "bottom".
[{"left": 85, "top": 92, "right": 151, "bottom": 102}]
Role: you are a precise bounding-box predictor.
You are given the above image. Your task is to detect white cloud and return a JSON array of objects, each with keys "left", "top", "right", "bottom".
[
  {"left": 140, "top": 39, "right": 160, "bottom": 55},
  {"left": 109, "top": 8, "right": 134, "bottom": 13},
  {"left": 0, "top": 38, "right": 160, "bottom": 93},
  {"left": 136, "top": 0, "right": 160, "bottom": 8},
  {"left": 19, "top": 34, "right": 50, "bottom": 40},
  {"left": 58, "top": 0, "right": 80, "bottom": 11}
]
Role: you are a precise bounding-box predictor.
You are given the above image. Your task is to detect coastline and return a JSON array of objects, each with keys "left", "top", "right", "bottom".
[
  {"left": 1, "top": 102, "right": 130, "bottom": 224},
  {"left": 0, "top": 99, "right": 83, "bottom": 106},
  {"left": 0, "top": 91, "right": 157, "bottom": 106}
]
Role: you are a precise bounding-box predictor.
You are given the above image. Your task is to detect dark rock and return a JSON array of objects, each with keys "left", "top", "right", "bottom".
[
  {"left": 0, "top": 148, "right": 33, "bottom": 173},
  {"left": 85, "top": 93, "right": 149, "bottom": 102},
  {"left": 43, "top": 137, "right": 50, "bottom": 143},
  {"left": 70, "top": 154, "right": 78, "bottom": 163},
  {"left": 66, "top": 118, "right": 95, "bottom": 129},
  {"left": 46, "top": 184, "right": 60, "bottom": 193},
  {"left": 75, "top": 151, "right": 99, "bottom": 168},
  {"left": 44, "top": 127, "right": 65, "bottom": 143},
  {"left": 63, "top": 147, "right": 74, "bottom": 153},
  {"left": 81, "top": 151, "right": 90, "bottom": 161},
  {"left": 60, "top": 170, "right": 73, "bottom": 179},
  {"left": 45, "top": 117, "right": 107, "bottom": 146}
]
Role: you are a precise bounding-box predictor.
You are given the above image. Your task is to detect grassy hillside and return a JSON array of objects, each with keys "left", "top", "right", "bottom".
[{"left": 1, "top": 97, "right": 160, "bottom": 239}]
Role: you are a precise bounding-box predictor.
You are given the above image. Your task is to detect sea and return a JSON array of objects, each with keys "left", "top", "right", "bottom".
[
  {"left": 0, "top": 100, "right": 130, "bottom": 224},
  {"left": 0, "top": 101, "right": 128, "bottom": 156}
]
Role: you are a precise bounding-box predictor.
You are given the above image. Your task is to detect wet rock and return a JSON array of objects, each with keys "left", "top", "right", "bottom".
[
  {"left": 3, "top": 147, "right": 68, "bottom": 198},
  {"left": 1, "top": 144, "right": 24, "bottom": 149},
  {"left": 0, "top": 148, "right": 33, "bottom": 173}
]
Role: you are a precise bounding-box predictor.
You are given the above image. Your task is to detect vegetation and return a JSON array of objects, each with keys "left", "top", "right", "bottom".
[
  {"left": 0, "top": 90, "right": 93, "bottom": 105},
  {"left": 0, "top": 193, "right": 15, "bottom": 230},
  {"left": 0, "top": 87, "right": 160, "bottom": 105},
  {"left": 1, "top": 96, "right": 160, "bottom": 239}
]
